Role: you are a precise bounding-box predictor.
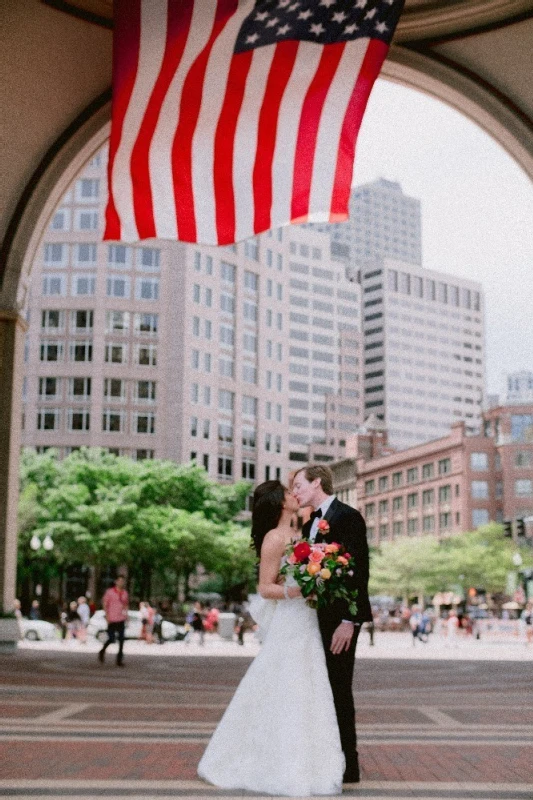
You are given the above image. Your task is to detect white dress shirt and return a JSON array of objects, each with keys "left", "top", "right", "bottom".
[{"left": 309, "top": 495, "right": 336, "bottom": 542}]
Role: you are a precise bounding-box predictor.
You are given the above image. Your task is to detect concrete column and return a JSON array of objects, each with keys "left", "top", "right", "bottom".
[{"left": 0, "top": 310, "right": 27, "bottom": 612}]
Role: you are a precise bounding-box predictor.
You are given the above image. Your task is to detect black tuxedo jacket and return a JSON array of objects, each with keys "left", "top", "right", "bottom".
[{"left": 302, "top": 498, "right": 372, "bottom": 627}]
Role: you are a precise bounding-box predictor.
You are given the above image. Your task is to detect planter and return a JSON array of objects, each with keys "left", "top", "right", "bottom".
[{"left": 0, "top": 618, "right": 20, "bottom": 652}]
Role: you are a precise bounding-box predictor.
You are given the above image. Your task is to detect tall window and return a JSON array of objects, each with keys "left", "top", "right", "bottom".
[
  {"left": 218, "top": 456, "right": 233, "bottom": 478},
  {"left": 108, "top": 244, "right": 130, "bottom": 268},
  {"left": 70, "top": 341, "right": 93, "bottom": 362},
  {"left": 67, "top": 409, "right": 90, "bottom": 432},
  {"left": 70, "top": 309, "right": 93, "bottom": 333},
  {"left": 106, "top": 311, "right": 129, "bottom": 334},
  {"left": 471, "top": 452, "right": 489, "bottom": 470},
  {"left": 135, "top": 412, "right": 155, "bottom": 434},
  {"left": 102, "top": 410, "right": 125, "bottom": 433},
  {"left": 136, "top": 278, "right": 159, "bottom": 300},
  {"left": 138, "top": 247, "right": 160, "bottom": 271},
  {"left": 137, "top": 345, "right": 157, "bottom": 366},
  {"left": 105, "top": 343, "right": 127, "bottom": 364},
  {"left": 103, "top": 378, "right": 125, "bottom": 401},
  {"left": 41, "top": 310, "right": 64, "bottom": 332},
  {"left": 471, "top": 481, "right": 489, "bottom": 499},
  {"left": 39, "top": 377, "right": 61, "bottom": 400},
  {"left": 135, "top": 313, "right": 159, "bottom": 335},
  {"left": 135, "top": 380, "right": 156, "bottom": 402},
  {"left": 71, "top": 274, "right": 96, "bottom": 296},
  {"left": 37, "top": 409, "right": 60, "bottom": 430},
  {"left": 42, "top": 275, "right": 66, "bottom": 296},
  {"left": 75, "top": 243, "right": 97, "bottom": 266},
  {"left": 69, "top": 377, "right": 91, "bottom": 401},
  {"left": 40, "top": 341, "right": 64, "bottom": 362},
  {"left": 106, "top": 276, "right": 130, "bottom": 298}
]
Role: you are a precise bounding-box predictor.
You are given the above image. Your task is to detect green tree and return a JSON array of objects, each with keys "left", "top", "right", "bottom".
[
  {"left": 368, "top": 523, "right": 533, "bottom": 601},
  {"left": 17, "top": 447, "right": 253, "bottom": 606}
]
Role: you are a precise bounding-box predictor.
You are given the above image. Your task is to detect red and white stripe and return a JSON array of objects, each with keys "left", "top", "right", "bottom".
[{"left": 104, "top": 0, "right": 389, "bottom": 245}]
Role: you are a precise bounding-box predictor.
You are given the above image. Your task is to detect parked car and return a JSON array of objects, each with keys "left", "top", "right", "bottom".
[
  {"left": 87, "top": 609, "right": 186, "bottom": 642},
  {"left": 19, "top": 617, "right": 57, "bottom": 641}
]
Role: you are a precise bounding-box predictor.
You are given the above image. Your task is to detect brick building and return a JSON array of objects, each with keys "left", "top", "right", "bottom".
[{"left": 339, "top": 403, "right": 533, "bottom": 545}]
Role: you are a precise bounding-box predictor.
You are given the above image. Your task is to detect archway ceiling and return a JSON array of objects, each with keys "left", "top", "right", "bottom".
[
  {"left": 1, "top": 0, "right": 532, "bottom": 289},
  {"left": 32, "top": 0, "right": 533, "bottom": 154}
]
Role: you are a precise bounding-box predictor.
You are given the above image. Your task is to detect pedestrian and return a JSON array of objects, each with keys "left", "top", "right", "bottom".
[
  {"left": 191, "top": 601, "right": 205, "bottom": 645},
  {"left": 204, "top": 606, "right": 220, "bottom": 634},
  {"left": 29, "top": 600, "right": 40, "bottom": 620},
  {"left": 367, "top": 619, "right": 375, "bottom": 646},
  {"left": 521, "top": 602, "right": 532, "bottom": 645},
  {"left": 153, "top": 606, "right": 164, "bottom": 644},
  {"left": 409, "top": 606, "right": 422, "bottom": 645},
  {"left": 66, "top": 600, "right": 82, "bottom": 639},
  {"left": 446, "top": 609, "right": 460, "bottom": 647},
  {"left": 59, "top": 603, "right": 68, "bottom": 639},
  {"left": 76, "top": 596, "right": 90, "bottom": 643},
  {"left": 98, "top": 575, "right": 129, "bottom": 666},
  {"left": 140, "top": 601, "right": 155, "bottom": 644}
]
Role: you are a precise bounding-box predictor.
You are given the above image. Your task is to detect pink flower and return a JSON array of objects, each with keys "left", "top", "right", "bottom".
[
  {"left": 309, "top": 548, "right": 325, "bottom": 564},
  {"left": 325, "top": 543, "right": 340, "bottom": 554},
  {"left": 336, "top": 556, "right": 349, "bottom": 566},
  {"left": 317, "top": 519, "right": 330, "bottom": 534},
  {"left": 287, "top": 553, "right": 297, "bottom": 565}
]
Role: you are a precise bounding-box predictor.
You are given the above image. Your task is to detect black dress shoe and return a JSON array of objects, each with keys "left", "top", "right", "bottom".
[{"left": 343, "top": 768, "right": 360, "bottom": 784}]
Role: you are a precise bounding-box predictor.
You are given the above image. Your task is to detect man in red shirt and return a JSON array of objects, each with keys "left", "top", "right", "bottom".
[{"left": 98, "top": 575, "right": 129, "bottom": 666}]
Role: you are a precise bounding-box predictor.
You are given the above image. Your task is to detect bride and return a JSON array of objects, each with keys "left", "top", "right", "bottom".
[{"left": 197, "top": 480, "right": 345, "bottom": 796}]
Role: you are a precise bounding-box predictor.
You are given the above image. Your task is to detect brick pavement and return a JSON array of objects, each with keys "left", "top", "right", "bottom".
[{"left": 0, "top": 649, "right": 531, "bottom": 800}]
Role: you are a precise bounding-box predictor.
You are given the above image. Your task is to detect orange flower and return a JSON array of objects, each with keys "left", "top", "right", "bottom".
[
  {"left": 325, "top": 543, "right": 340, "bottom": 554},
  {"left": 319, "top": 568, "right": 332, "bottom": 580},
  {"left": 307, "top": 562, "right": 321, "bottom": 575},
  {"left": 336, "top": 556, "right": 349, "bottom": 566}
]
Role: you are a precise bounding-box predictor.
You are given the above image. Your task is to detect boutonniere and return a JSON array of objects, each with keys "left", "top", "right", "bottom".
[{"left": 317, "top": 519, "right": 330, "bottom": 535}]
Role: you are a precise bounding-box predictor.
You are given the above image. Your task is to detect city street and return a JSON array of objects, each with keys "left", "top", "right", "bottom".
[{"left": 1, "top": 639, "right": 531, "bottom": 800}]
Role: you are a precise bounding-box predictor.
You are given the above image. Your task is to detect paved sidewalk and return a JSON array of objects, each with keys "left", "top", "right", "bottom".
[
  {"left": 16, "top": 628, "right": 533, "bottom": 661},
  {"left": 0, "top": 647, "right": 531, "bottom": 800}
]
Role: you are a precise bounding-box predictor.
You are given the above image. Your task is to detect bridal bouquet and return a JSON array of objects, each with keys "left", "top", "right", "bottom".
[{"left": 279, "top": 530, "right": 358, "bottom": 615}]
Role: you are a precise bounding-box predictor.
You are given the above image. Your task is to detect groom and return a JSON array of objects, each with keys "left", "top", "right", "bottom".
[{"left": 292, "top": 465, "right": 372, "bottom": 784}]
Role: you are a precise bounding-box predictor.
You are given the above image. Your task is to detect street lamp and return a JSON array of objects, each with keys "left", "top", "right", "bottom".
[{"left": 30, "top": 533, "right": 54, "bottom": 552}]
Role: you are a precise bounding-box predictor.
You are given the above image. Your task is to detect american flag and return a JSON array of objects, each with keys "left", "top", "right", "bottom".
[{"left": 104, "top": 0, "right": 404, "bottom": 245}]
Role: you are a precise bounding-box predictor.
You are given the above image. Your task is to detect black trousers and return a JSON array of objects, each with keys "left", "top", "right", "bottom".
[
  {"left": 101, "top": 621, "right": 125, "bottom": 663},
  {"left": 319, "top": 621, "right": 361, "bottom": 773}
]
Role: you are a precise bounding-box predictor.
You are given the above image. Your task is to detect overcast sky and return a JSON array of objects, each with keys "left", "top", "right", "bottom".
[{"left": 350, "top": 79, "right": 533, "bottom": 399}]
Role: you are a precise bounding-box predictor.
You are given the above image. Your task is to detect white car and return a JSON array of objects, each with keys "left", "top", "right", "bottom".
[
  {"left": 87, "top": 609, "right": 183, "bottom": 642},
  {"left": 19, "top": 617, "right": 57, "bottom": 641}
]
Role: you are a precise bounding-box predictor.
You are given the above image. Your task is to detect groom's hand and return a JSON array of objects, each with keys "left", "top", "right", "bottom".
[{"left": 330, "top": 621, "right": 354, "bottom": 654}]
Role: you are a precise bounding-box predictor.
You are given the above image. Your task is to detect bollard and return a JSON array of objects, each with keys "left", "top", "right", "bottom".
[{"left": 217, "top": 612, "right": 237, "bottom": 641}]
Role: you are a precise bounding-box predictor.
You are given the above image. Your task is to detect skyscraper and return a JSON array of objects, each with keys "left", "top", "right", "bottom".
[
  {"left": 312, "top": 178, "right": 422, "bottom": 270},
  {"left": 361, "top": 258, "right": 485, "bottom": 450}
]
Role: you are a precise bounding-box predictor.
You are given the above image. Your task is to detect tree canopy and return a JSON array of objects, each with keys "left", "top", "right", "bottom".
[
  {"left": 18, "top": 448, "right": 255, "bottom": 604},
  {"left": 368, "top": 523, "right": 533, "bottom": 601}
]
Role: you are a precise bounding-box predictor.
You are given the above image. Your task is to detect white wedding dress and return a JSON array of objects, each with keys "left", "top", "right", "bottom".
[{"left": 197, "top": 580, "right": 345, "bottom": 797}]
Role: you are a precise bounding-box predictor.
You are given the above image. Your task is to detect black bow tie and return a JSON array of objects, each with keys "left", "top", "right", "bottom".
[{"left": 310, "top": 509, "right": 323, "bottom": 522}]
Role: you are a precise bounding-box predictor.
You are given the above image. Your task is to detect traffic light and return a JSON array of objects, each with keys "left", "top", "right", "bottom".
[
  {"left": 503, "top": 520, "right": 513, "bottom": 537},
  {"left": 516, "top": 518, "right": 525, "bottom": 538}
]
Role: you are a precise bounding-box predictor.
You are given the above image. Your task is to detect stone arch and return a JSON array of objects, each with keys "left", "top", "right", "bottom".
[
  {"left": 2, "top": 46, "right": 532, "bottom": 313},
  {"left": 1, "top": 46, "right": 532, "bottom": 611}
]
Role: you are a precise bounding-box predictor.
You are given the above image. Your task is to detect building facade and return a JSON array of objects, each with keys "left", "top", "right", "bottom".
[
  {"left": 312, "top": 178, "right": 422, "bottom": 270},
  {"left": 506, "top": 370, "right": 533, "bottom": 405},
  {"left": 21, "top": 145, "right": 364, "bottom": 482},
  {"left": 352, "top": 403, "right": 533, "bottom": 546},
  {"left": 360, "top": 257, "right": 485, "bottom": 450}
]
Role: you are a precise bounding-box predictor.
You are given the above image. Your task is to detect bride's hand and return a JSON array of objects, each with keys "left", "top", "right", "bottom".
[{"left": 285, "top": 585, "right": 302, "bottom": 599}]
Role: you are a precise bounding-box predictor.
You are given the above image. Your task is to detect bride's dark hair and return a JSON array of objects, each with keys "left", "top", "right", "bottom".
[{"left": 251, "top": 480, "right": 287, "bottom": 557}]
